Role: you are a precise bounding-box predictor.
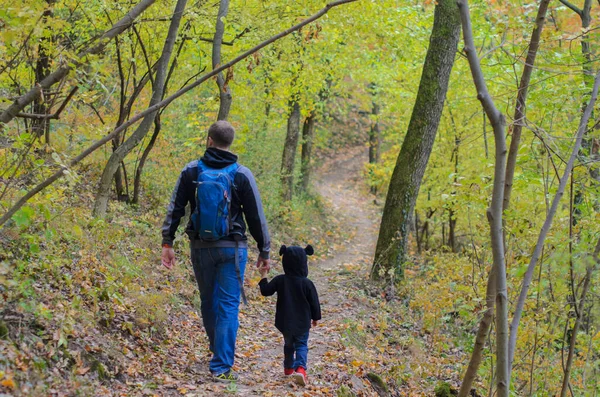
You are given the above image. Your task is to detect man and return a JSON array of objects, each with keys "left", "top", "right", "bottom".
[{"left": 161, "top": 120, "right": 270, "bottom": 382}]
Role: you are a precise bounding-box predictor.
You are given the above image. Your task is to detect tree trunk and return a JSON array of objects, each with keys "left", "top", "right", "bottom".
[
  {"left": 113, "top": 36, "right": 127, "bottom": 199},
  {"left": 371, "top": 0, "right": 460, "bottom": 282},
  {"left": 281, "top": 101, "right": 301, "bottom": 201},
  {"left": 559, "top": 238, "right": 597, "bottom": 397},
  {"left": 131, "top": 24, "right": 190, "bottom": 205},
  {"left": 458, "top": 268, "right": 496, "bottom": 397},
  {"left": 565, "top": 0, "right": 599, "bottom": 220},
  {"left": 92, "top": 0, "right": 187, "bottom": 217},
  {"left": 132, "top": 114, "right": 161, "bottom": 204},
  {"left": 300, "top": 112, "right": 316, "bottom": 192},
  {"left": 448, "top": 134, "right": 459, "bottom": 252},
  {"left": 369, "top": 102, "right": 381, "bottom": 165},
  {"left": 32, "top": 0, "right": 57, "bottom": 143},
  {"left": 213, "top": 0, "right": 232, "bottom": 120},
  {"left": 0, "top": 0, "right": 157, "bottom": 130},
  {"left": 503, "top": 0, "right": 550, "bottom": 210},
  {"left": 457, "top": 0, "right": 509, "bottom": 394},
  {"left": 459, "top": 2, "right": 550, "bottom": 394}
]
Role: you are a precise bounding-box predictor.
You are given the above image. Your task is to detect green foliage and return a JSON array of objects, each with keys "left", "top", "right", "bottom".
[
  {"left": 1, "top": 0, "right": 599, "bottom": 395},
  {"left": 434, "top": 382, "right": 456, "bottom": 397}
]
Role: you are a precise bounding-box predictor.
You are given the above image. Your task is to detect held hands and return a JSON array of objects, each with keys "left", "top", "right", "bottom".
[
  {"left": 161, "top": 246, "right": 176, "bottom": 269},
  {"left": 256, "top": 256, "right": 270, "bottom": 278},
  {"left": 258, "top": 262, "right": 269, "bottom": 278}
]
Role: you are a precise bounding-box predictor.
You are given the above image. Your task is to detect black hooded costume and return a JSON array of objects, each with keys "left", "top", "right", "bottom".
[{"left": 259, "top": 245, "right": 321, "bottom": 336}]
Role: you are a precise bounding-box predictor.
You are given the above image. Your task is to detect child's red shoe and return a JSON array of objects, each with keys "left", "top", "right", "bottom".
[
  {"left": 284, "top": 368, "right": 294, "bottom": 376},
  {"left": 292, "top": 367, "right": 307, "bottom": 386}
]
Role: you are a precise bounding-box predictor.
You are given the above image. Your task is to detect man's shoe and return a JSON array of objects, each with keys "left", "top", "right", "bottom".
[
  {"left": 212, "top": 370, "right": 239, "bottom": 383},
  {"left": 284, "top": 368, "right": 294, "bottom": 376},
  {"left": 291, "top": 367, "right": 307, "bottom": 386}
]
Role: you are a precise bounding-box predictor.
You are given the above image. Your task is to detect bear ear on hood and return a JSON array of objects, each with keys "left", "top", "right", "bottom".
[
  {"left": 304, "top": 245, "right": 314, "bottom": 256},
  {"left": 279, "top": 245, "right": 287, "bottom": 256}
]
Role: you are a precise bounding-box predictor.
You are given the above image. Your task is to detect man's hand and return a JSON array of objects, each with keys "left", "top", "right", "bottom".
[
  {"left": 162, "top": 246, "right": 176, "bottom": 269},
  {"left": 312, "top": 320, "right": 318, "bottom": 327},
  {"left": 256, "top": 256, "right": 270, "bottom": 272}
]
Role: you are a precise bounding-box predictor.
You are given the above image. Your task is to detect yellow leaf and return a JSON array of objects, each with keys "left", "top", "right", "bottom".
[{"left": 1, "top": 378, "right": 15, "bottom": 389}]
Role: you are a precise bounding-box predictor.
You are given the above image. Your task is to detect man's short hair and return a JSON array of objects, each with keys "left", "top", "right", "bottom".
[{"left": 208, "top": 121, "right": 235, "bottom": 148}]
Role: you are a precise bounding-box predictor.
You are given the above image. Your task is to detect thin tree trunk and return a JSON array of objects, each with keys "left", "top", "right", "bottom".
[
  {"left": 459, "top": 2, "right": 550, "bottom": 394},
  {"left": 559, "top": 238, "right": 598, "bottom": 397},
  {"left": 113, "top": 35, "right": 127, "bottom": 199},
  {"left": 457, "top": 0, "right": 509, "bottom": 395},
  {"left": 93, "top": 0, "right": 188, "bottom": 217},
  {"left": 459, "top": 268, "right": 496, "bottom": 397},
  {"left": 371, "top": 0, "right": 460, "bottom": 281},
  {"left": 369, "top": 101, "right": 381, "bottom": 164},
  {"left": 508, "top": 70, "right": 600, "bottom": 379},
  {"left": 503, "top": 0, "right": 550, "bottom": 209},
  {"left": 563, "top": 0, "right": 599, "bottom": 219},
  {"left": 449, "top": 134, "right": 459, "bottom": 252},
  {"left": 32, "top": 0, "right": 57, "bottom": 143},
  {"left": 300, "top": 112, "right": 316, "bottom": 192},
  {"left": 0, "top": 0, "right": 157, "bottom": 130},
  {"left": 132, "top": 114, "right": 161, "bottom": 204},
  {"left": 0, "top": 0, "right": 358, "bottom": 227},
  {"left": 131, "top": 23, "right": 190, "bottom": 205},
  {"left": 213, "top": 0, "right": 232, "bottom": 120},
  {"left": 281, "top": 101, "right": 301, "bottom": 201}
]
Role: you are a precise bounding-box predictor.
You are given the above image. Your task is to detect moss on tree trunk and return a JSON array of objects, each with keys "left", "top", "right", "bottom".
[{"left": 371, "top": 0, "right": 460, "bottom": 282}]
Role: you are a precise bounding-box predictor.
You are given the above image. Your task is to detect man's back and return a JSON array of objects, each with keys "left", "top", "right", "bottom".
[
  {"left": 161, "top": 147, "right": 270, "bottom": 259},
  {"left": 160, "top": 120, "right": 271, "bottom": 380}
]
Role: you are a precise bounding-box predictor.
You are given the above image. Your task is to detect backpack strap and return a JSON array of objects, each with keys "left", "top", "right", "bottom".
[
  {"left": 234, "top": 237, "right": 247, "bottom": 305},
  {"left": 227, "top": 163, "right": 246, "bottom": 305},
  {"left": 196, "top": 159, "right": 206, "bottom": 182}
]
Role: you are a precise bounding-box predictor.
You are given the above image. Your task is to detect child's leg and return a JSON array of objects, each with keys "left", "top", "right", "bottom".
[
  {"left": 292, "top": 331, "right": 309, "bottom": 370},
  {"left": 283, "top": 334, "right": 295, "bottom": 370}
]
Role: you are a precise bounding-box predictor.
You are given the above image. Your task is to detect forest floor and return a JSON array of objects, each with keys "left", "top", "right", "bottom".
[
  {"left": 128, "top": 147, "right": 387, "bottom": 397},
  {"left": 2, "top": 147, "right": 473, "bottom": 396}
]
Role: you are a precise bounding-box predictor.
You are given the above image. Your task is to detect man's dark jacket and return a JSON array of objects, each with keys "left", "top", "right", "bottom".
[
  {"left": 259, "top": 245, "right": 321, "bottom": 336},
  {"left": 162, "top": 147, "right": 270, "bottom": 259}
]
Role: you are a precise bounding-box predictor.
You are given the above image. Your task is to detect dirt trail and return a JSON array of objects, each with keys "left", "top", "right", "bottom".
[{"left": 174, "top": 147, "right": 381, "bottom": 396}]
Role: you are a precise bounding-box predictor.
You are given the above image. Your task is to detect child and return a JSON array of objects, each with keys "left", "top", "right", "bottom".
[{"left": 258, "top": 245, "right": 321, "bottom": 386}]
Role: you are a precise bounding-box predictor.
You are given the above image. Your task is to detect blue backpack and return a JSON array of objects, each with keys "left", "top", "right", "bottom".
[{"left": 191, "top": 160, "right": 239, "bottom": 241}]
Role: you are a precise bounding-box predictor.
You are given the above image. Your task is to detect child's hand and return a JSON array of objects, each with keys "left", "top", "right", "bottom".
[
  {"left": 312, "top": 320, "right": 318, "bottom": 327},
  {"left": 258, "top": 264, "right": 269, "bottom": 278}
]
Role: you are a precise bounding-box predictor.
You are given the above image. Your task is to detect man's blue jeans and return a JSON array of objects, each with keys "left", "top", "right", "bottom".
[
  {"left": 283, "top": 332, "right": 309, "bottom": 370},
  {"left": 191, "top": 247, "right": 247, "bottom": 375}
]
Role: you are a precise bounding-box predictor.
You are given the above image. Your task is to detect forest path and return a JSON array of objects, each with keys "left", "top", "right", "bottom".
[{"left": 155, "top": 147, "right": 381, "bottom": 397}]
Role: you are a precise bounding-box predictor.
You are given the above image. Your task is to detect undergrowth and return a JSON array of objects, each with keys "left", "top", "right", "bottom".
[{"left": 0, "top": 136, "right": 342, "bottom": 395}]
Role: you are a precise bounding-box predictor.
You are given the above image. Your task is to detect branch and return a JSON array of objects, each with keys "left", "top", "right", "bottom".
[
  {"left": 197, "top": 27, "right": 250, "bottom": 46},
  {"left": 559, "top": 0, "right": 583, "bottom": 15},
  {"left": 0, "top": 0, "right": 359, "bottom": 228},
  {"left": 457, "top": 0, "right": 509, "bottom": 395},
  {"left": 0, "top": 20, "right": 41, "bottom": 77},
  {"left": 15, "top": 86, "right": 79, "bottom": 120},
  {"left": 86, "top": 103, "right": 105, "bottom": 125},
  {"left": 504, "top": 0, "right": 551, "bottom": 210},
  {"left": 198, "top": 36, "right": 235, "bottom": 46},
  {"left": 0, "top": 0, "right": 157, "bottom": 129}
]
